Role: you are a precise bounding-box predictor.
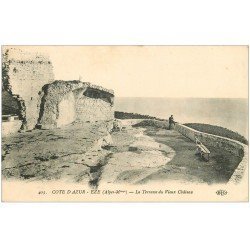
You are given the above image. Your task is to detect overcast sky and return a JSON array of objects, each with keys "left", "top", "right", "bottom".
[{"left": 12, "top": 46, "right": 248, "bottom": 98}]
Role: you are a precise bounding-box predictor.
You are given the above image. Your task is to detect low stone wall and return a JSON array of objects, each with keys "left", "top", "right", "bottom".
[
  {"left": 228, "top": 145, "right": 248, "bottom": 184},
  {"left": 174, "top": 123, "right": 248, "bottom": 184},
  {"left": 2, "top": 120, "right": 22, "bottom": 137}
]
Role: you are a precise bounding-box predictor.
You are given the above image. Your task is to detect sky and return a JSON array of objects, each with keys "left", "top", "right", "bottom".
[{"left": 9, "top": 46, "right": 248, "bottom": 98}]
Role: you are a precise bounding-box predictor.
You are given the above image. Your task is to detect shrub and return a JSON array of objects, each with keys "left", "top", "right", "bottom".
[
  {"left": 132, "top": 119, "right": 168, "bottom": 129},
  {"left": 115, "top": 111, "right": 164, "bottom": 120}
]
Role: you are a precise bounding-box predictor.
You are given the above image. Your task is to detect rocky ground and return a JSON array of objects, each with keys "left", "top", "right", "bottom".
[
  {"left": 2, "top": 121, "right": 112, "bottom": 186},
  {"left": 1, "top": 120, "right": 241, "bottom": 187}
]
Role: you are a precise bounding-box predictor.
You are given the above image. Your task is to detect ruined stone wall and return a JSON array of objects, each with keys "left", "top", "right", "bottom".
[
  {"left": 75, "top": 97, "right": 114, "bottom": 122},
  {"left": 38, "top": 80, "right": 114, "bottom": 129},
  {"left": 175, "top": 123, "right": 248, "bottom": 184},
  {"left": 2, "top": 47, "right": 54, "bottom": 130}
]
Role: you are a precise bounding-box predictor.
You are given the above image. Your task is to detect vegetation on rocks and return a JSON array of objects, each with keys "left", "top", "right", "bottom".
[
  {"left": 132, "top": 119, "right": 168, "bottom": 129},
  {"left": 115, "top": 111, "right": 164, "bottom": 120}
]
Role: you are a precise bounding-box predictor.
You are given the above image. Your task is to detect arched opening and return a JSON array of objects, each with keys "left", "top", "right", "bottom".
[{"left": 83, "top": 87, "right": 114, "bottom": 105}]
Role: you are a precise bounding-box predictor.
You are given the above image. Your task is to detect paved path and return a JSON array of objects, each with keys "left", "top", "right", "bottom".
[
  {"left": 142, "top": 127, "right": 242, "bottom": 184},
  {"left": 100, "top": 126, "right": 241, "bottom": 186}
]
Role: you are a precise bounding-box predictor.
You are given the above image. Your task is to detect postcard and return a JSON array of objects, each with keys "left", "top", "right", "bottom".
[{"left": 1, "top": 46, "right": 248, "bottom": 202}]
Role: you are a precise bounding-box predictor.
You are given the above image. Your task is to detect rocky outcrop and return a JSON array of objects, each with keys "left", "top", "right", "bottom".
[
  {"left": 38, "top": 80, "right": 114, "bottom": 129},
  {"left": 1, "top": 121, "right": 112, "bottom": 184}
]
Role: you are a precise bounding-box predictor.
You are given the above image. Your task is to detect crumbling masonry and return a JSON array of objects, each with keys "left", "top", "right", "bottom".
[
  {"left": 38, "top": 80, "right": 114, "bottom": 129},
  {"left": 2, "top": 47, "right": 114, "bottom": 134},
  {"left": 2, "top": 48, "right": 54, "bottom": 130}
]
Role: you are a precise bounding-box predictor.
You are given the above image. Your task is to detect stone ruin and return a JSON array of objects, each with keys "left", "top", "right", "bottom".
[
  {"left": 37, "top": 80, "right": 114, "bottom": 129},
  {"left": 2, "top": 47, "right": 54, "bottom": 131},
  {"left": 2, "top": 47, "right": 114, "bottom": 135}
]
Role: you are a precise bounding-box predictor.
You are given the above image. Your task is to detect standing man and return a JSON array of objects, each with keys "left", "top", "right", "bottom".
[{"left": 168, "top": 115, "right": 175, "bottom": 130}]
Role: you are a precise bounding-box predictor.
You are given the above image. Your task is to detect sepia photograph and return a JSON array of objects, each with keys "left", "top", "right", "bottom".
[
  {"left": 1, "top": 45, "right": 248, "bottom": 201},
  {"left": 1, "top": 1, "right": 250, "bottom": 250}
]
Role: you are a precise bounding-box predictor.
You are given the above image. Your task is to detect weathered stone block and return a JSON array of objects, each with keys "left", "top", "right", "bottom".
[{"left": 38, "top": 80, "right": 114, "bottom": 128}]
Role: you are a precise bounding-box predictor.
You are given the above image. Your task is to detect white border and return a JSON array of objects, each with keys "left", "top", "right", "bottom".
[{"left": 1, "top": 1, "right": 250, "bottom": 250}]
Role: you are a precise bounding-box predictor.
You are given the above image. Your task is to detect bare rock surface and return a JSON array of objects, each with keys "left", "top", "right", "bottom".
[
  {"left": 2, "top": 120, "right": 242, "bottom": 187},
  {"left": 99, "top": 128, "right": 175, "bottom": 185},
  {"left": 2, "top": 121, "right": 111, "bottom": 184}
]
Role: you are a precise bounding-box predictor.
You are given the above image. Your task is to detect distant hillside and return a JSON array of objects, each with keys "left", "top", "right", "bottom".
[
  {"left": 184, "top": 123, "right": 248, "bottom": 145},
  {"left": 115, "top": 111, "right": 165, "bottom": 121}
]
